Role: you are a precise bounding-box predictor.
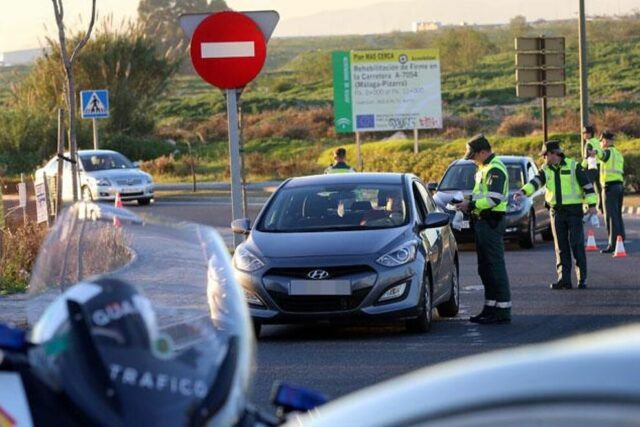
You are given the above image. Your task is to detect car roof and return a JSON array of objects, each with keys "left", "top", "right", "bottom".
[
  {"left": 289, "top": 324, "right": 640, "bottom": 427},
  {"left": 283, "top": 173, "right": 409, "bottom": 188},
  {"left": 450, "top": 155, "right": 532, "bottom": 167},
  {"left": 77, "top": 149, "right": 122, "bottom": 156}
]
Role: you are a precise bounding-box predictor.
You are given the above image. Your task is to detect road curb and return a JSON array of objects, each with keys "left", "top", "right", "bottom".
[{"left": 623, "top": 205, "right": 640, "bottom": 216}]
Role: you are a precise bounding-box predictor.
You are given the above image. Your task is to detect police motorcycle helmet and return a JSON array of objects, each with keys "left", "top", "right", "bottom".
[{"left": 26, "top": 202, "right": 255, "bottom": 427}]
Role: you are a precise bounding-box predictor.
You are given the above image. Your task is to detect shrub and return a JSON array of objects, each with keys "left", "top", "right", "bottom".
[
  {"left": 497, "top": 114, "right": 540, "bottom": 136},
  {"left": 594, "top": 109, "right": 640, "bottom": 138},
  {"left": 102, "top": 134, "right": 175, "bottom": 161},
  {"left": 0, "top": 221, "right": 47, "bottom": 294},
  {"left": 140, "top": 155, "right": 176, "bottom": 175}
]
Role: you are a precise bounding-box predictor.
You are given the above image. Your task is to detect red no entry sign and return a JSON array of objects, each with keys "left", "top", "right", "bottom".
[{"left": 190, "top": 11, "right": 267, "bottom": 89}]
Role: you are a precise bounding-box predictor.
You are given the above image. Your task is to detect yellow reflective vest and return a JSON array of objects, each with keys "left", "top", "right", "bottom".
[
  {"left": 522, "top": 158, "right": 597, "bottom": 207},
  {"left": 596, "top": 146, "right": 624, "bottom": 184},
  {"left": 472, "top": 156, "right": 508, "bottom": 214}
]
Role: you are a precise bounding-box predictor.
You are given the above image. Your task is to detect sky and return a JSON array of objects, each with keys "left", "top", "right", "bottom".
[{"left": 1, "top": 0, "right": 638, "bottom": 53}]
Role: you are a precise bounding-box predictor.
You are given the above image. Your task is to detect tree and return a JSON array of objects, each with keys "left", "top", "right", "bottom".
[
  {"left": 509, "top": 15, "right": 532, "bottom": 40},
  {"left": 435, "top": 27, "right": 497, "bottom": 72},
  {"left": 137, "top": 0, "right": 228, "bottom": 61},
  {"left": 12, "top": 22, "right": 179, "bottom": 137},
  {"left": 51, "top": 0, "right": 97, "bottom": 201}
]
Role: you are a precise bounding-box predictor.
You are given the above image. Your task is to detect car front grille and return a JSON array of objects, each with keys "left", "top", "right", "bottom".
[
  {"left": 265, "top": 265, "right": 375, "bottom": 279},
  {"left": 116, "top": 179, "right": 143, "bottom": 186},
  {"left": 267, "top": 288, "right": 371, "bottom": 313}
]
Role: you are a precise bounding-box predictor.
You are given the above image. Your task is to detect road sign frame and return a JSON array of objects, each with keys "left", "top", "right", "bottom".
[{"left": 80, "top": 90, "right": 109, "bottom": 119}]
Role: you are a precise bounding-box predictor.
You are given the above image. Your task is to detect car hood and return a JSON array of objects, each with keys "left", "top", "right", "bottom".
[
  {"left": 249, "top": 226, "right": 411, "bottom": 258},
  {"left": 83, "top": 168, "right": 149, "bottom": 181}
]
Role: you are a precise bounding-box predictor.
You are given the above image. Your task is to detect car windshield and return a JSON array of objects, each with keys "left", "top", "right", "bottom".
[
  {"left": 80, "top": 152, "right": 134, "bottom": 171},
  {"left": 257, "top": 183, "right": 408, "bottom": 232},
  {"left": 438, "top": 163, "right": 524, "bottom": 191}
]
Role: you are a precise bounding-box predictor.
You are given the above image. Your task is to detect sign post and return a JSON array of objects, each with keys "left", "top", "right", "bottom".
[
  {"left": 515, "top": 36, "right": 566, "bottom": 142},
  {"left": 180, "top": 10, "right": 278, "bottom": 247},
  {"left": 80, "top": 89, "right": 109, "bottom": 150}
]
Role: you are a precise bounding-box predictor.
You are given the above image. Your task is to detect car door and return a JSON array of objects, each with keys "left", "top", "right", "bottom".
[{"left": 412, "top": 180, "right": 449, "bottom": 298}]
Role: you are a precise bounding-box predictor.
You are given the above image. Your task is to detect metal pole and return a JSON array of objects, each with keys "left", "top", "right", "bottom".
[
  {"left": 356, "top": 132, "right": 363, "bottom": 171},
  {"left": 578, "top": 0, "right": 589, "bottom": 155},
  {"left": 413, "top": 128, "right": 419, "bottom": 154},
  {"left": 239, "top": 102, "right": 248, "bottom": 219},
  {"left": 92, "top": 118, "right": 99, "bottom": 150},
  {"left": 226, "top": 89, "right": 243, "bottom": 248},
  {"left": 541, "top": 97, "right": 548, "bottom": 142},
  {"left": 56, "top": 109, "right": 65, "bottom": 216}
]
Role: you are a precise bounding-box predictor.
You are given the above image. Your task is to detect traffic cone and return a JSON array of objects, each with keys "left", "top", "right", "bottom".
[
  {"left": 585, "top": 229, "right": 598, "bottom": 251},
  {"left": 113, "top": 193, "right": 123, "bottom": 227},
  {"left": 114, "top": 192, "right": 123, "bottom": 208},
  {"left": 613, "top": 235, "right": 627, "bottom": 258}
]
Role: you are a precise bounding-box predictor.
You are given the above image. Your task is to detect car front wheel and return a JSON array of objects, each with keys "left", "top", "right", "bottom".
[
  {"left": 518, "top": 211, "right": 536, "bottom": 249},
  {"left": 81, "top": 186, "right": 93, "bottom": 202},
  {"left": 138, "top": 197, "right": 151, "bottom": 206},
  {"left": 437, "top": 262, "right": 460, "bottom": 318},
  {"left": 406, "top": 271, "right": 433, "bottom": 333}
]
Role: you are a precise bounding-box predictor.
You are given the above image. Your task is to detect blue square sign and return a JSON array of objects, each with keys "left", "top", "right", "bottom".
[
  {"left": 80, "top": 90, "right": 109, "bottom": 119},
  {"left": 356, "top": 114, "right": 375, "bottom": 129}
]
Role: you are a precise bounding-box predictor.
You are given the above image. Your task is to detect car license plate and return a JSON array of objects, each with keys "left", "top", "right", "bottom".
[
  {"left": 461, "top": 220, "right": 470, "bottom": 229},
  {"left": 121, "top": 187, "right": 140, "bottom": 194},
  {"left": 289, "top": 280, "right": 351, "bottom": 296}
]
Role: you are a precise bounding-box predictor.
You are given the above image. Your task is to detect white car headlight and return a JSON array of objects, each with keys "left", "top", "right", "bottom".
[
  {"left": 376, "top": 242, "right": 417, "bottom": 267},
  {"left": 234, "top": 245, "right": 265, "bottom": 272}
]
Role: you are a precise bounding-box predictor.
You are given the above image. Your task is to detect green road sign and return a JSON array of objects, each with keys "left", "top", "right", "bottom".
[{"left": 332, "top": 51, "right": 353, "bottom": 133}]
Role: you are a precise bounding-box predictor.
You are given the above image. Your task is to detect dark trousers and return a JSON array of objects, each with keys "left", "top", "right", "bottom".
[
  {"left": 603, "top": 182, "right": 625, "bottom": 248},
  {"left": 585, "top": 168, "right": 603, "bottom": 213},
  {"left": 474, "top": 216, "right": 511, "bottom": 309},
  {"left": 550, "top": 208, "right": 587, "bottom": 285}
]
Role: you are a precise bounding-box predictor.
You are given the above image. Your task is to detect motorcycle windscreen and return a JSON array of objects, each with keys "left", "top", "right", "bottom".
[{"left": 26, "top": 202, "right": 254, "bottom": 427}]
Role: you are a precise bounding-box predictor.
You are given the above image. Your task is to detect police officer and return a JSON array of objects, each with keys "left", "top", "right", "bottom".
[
  {"left": 455, "top": 134, "right": 512, "bottom": 324},
  {"left": 324, "top": 147, "right": 356, "bottom": 174},
  {"left": 590, "top": 130, "right": 625, "bottom": 253},
  {"left": 515, "top": 140, "right": 597, "bottom": 289},
  {"left": 582, "top": 125, "right": 603, "bottom": 213}
]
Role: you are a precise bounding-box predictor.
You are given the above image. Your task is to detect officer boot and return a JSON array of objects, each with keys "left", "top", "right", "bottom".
[
  {"left": 475, "top": 307, "right": 511, "bottom": 325},
  {"left": 469, "top": 305, "right": 495, "bottom": 323}
]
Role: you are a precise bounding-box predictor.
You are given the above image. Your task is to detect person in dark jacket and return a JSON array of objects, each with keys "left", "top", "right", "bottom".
[{"left": 324, "top": 148, "right": 356, "bottom": 174}]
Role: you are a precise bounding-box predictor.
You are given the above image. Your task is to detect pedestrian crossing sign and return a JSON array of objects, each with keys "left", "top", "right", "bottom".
[{"left": 80, "top": 90, "right": 109, "bottom": 119}]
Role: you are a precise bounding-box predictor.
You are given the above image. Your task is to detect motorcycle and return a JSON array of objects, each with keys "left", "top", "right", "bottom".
[{"left": 0, "top": 202, "right": 325, "bottom": 426}]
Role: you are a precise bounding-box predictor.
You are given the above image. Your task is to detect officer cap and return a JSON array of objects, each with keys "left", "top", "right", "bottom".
[
  {"left": 464, "top": 134, "right": 491, "bottom": 160},
  {"left": 600, "top": 130, "right": 615, "bottom": 140},
  {"left": 582, "top": 125, "right": 594, "bottom": 134},
  {"left": 540, "top": 140, "right": 562, "bottom": 156}
]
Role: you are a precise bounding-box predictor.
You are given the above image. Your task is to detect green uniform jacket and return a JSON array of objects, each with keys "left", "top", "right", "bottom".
[
  {"left": 521, "top": 157, "right": 597, "bottom": 208},
  {"left": 470, "top": 154, "right": 509, "bottom": 214}
]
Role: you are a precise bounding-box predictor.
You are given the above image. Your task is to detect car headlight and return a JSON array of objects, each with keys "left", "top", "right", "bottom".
[
  {"left": 234, "top": 245, "right": 265, "bottom": 272},
  {"left": 96, "top": 178, "right": 111, "bottom": 186},
  {"left": 376, "top": 242, "right": 417, "bottom": 267},
  {"left": 144, "top": 175, "right": 153, "bottom": 185}
]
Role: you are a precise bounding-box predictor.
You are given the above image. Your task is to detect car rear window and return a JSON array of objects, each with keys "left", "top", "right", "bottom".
[{"left": 257, "top": 183, "right": 408, "bottom": 232}]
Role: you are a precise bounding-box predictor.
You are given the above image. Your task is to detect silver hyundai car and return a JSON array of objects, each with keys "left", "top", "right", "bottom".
[{"left": 231, "top": 173, "right": 459, "bottom": 337}]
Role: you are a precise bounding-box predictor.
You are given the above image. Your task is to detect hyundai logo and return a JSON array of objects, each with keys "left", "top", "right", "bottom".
[{"left": 307, "top": 269, "right": 330, "bottom": 280}]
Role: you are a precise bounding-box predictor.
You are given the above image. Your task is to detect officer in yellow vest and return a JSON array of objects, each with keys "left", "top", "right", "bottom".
[
  {"left": 455, "top": 135, "right": 512, "bottom": 324},
  {"left": 324, "top": 147, "right": 356, "bottom": 174},
  {"left": 589, "top": 130, "right": 625, "bottom": 253},
  {"left": 581, "top": 125, "right": 603, "bottom": 213},
  {"left": 515, "top": 140, "right": 597, "bottom": 289}
]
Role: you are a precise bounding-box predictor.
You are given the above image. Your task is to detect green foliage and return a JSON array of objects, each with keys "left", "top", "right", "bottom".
[
  {"left": 435, "top": 27, "right": 497, "bottom": 72},
  {"left": 0, "top": 109, "right": 57, "bottom": 174},
  {"left": 102, "top": 134, "right": 176, "bottom": 161},
  {"left": 0, "top": 221, "right": 47, "bottom": 294},
  {"left": 137, "top": 0, "right": 228, "bottom": 61}
]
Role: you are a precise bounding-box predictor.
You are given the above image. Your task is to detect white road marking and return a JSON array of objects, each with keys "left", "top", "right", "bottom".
[{"left": 201, "top": 41, "right": 255, "bottom": 58}]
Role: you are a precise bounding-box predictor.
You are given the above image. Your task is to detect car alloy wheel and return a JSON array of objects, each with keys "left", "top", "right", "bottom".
[
  {"left": 406, "top": 272, "right": 432, "bottom": 333},
  {"left": 81, "top": 186, "right": 93, "bottom": 202},
  {"left": 519, "top": 211, "right": 536, "bottom": 249},
  {"left": 437, "top": 263, "right": 460, "bottom": 318}
]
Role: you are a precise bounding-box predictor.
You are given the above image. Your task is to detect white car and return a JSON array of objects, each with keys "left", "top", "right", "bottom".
[{"left": 35, "top": 149, "right": 154, "bottom": 205}]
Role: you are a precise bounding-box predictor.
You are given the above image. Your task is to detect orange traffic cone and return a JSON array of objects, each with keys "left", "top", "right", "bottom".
[
  {"left": 585, "top": 230, "right": 598, "bottom": 251},
  {"left": 113, "top": 193, "right": 123, "bottom": 227},
  {"left": 613, "top": 235, "right": 627, "bottom": 258}
]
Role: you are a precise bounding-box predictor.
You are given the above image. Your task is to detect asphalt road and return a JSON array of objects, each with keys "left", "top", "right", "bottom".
[{"left": 134, "top": 197, "right": 640, "bottom": 412}]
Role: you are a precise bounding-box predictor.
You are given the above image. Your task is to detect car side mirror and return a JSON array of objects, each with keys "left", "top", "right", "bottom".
[
  {"left": 420, "top": 212, "right": 450, "bottom": 230},
  {"left": 231, "top": 218, "right": 251, "bottom": 235},
  {"left": 427, "top": 182, "right": 438, "bottom": 192}
]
